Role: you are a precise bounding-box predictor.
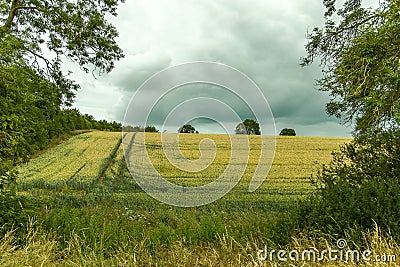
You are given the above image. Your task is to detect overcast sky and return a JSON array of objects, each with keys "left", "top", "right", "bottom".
[{"left": 69, "top": 0, "right": 355, "bottom": 136}]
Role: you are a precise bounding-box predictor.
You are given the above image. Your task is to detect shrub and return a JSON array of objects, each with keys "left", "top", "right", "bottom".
[{"left": 297, "top": 130, "right": 400, "bottom": 240}]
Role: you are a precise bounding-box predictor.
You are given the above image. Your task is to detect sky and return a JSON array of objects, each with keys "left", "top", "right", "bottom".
[{"left": 69, "top": 0, "right": 355, "bottom": 137}]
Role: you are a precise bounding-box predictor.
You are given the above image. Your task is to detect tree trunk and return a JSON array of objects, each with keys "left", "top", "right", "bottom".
[{"left": 4, "top": 0, "right": 19, "bottom": 30}]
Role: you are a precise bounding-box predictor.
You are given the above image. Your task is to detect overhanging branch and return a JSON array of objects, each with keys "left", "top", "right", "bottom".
[
  {"left": 3, "top": 0, "right": 46, "bottom": 30},
  {"left": 4, "top": 0, "right": 19, "bottom": 30}
]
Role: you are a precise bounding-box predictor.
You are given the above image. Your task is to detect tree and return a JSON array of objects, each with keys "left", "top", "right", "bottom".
[
  {"left": 279, "top": 128, "right": 296, "bottom": 136},
  {"left": 1, "top": 0, "right": 125, "bottom": 106},
  {"left": 178, "top": 124, "right": 197, "bottom": 133},
  {"left": 123, "top": 125, "right": 159, "bottom": 132},
  {"left": 295, "top": 0, "right": 400, "bottom": 241},
  {"left": 145, "top": 126, "right": 159, "bottom": 132},
  {"left": 123, "top": 125, "right": 144, "bottom": 132},
  {"left": 301, "top": 0, "right": 400, "bottom": 134},
  {"left": 235, "top": 119, "right": 260, "bottom": 135}
]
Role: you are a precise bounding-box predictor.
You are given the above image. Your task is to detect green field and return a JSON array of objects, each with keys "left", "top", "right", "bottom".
[
  {"left": 17, "top": 131, "right": 349, "bottom": 211},
  {"left": 13, "top": 131, "right": 362, "bottom": 266}
]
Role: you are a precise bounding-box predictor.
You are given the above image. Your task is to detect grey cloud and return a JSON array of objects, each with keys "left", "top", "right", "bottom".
[{"left": 70, "top": 0, "right": 350, "bottom": 136}]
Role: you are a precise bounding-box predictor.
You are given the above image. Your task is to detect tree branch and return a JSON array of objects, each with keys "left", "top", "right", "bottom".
[
  {"left": 24, "top": 48, "right": 54, "bottom": 78},
  {"left": 3, "top": 1, "right": 46, "bottom": 30},
  {"left": 14, "top": 6, "right": 46, "bottom": 12},
  {"left": 326, "top": 14, "right": 379, "bottom": 38},
  {"left": 4, "top": 0, "right": 19, "bottom": 30}
]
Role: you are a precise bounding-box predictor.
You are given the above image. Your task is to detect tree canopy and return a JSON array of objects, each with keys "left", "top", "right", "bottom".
[
  {"left": 296, "top": 0, "right": 400, "bottom": 242},
  {"left": 235, "top": 119, "right": 260, "bottom": 135},
  {"left": 301, "top": 0, "right": 400, "bottom": 134},
  {"left": 279, "top": 128, "right": 296, "bottom": 136},
  {"left": 1, "top": 0, "right": 125, "bottom": 106},
  {"left": 178, "top": 125, "right": 198, "bottom": 134},
  {"left": 123, "top": 125, "right": 159, "bottom": 132}
]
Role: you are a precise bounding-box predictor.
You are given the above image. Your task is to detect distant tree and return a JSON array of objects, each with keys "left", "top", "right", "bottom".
[
  {"left": 145, "top": 126, "right": 159, "bottom": 132},
  {"left": 235, "top": 119, "right": 260, "bottom": 135},
  {"left": 279, "top": 128, "right": 296, "bottom": 136},
  {"left": 235, "top": 123, "right": 247, "bottom": 135},
  {"left": 178, "top": 124, "right": 197, "bottom": 133},
  {"left": 123, "top": 125, "right": 135, "bottom": 132},
  {"left": 132, "top": 126, "right": 144, "bottom": 132},
  {"left": 110, "top": 121, "right": 122, "bottom": 131},
  {"left": 123, "top": 125, "right": 158, "bottom": 132}
]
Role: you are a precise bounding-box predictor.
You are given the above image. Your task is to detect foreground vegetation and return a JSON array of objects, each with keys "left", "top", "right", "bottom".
[
  {"left": 0, "top": 132, "right": 363, "bottom": 265},
  {"left": 1, "top": 131, "right": 398, "bottom": 266},
  {"left": 1, "top": 220, "right": 398, "bottom": 266}
]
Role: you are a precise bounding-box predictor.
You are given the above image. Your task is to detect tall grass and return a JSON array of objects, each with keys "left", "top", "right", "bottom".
[{"left": 0, "top": 221, "right": 398, "bottom": 266}]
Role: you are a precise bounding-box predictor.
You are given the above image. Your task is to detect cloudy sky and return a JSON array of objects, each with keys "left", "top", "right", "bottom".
[{"left": 69, "top": 0, "right": 355, "bottom": 136}]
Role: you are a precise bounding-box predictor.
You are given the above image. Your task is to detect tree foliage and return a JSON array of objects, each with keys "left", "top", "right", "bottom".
[
  {"left": 235, "top": 119, "right": 260, "bottom": 135},
  {"left": 178, "top": 124, "right": 198, "bottom": 134},
  {"left": 123, "top": 125, "right": 159, "bottom": 132},
  {"left": 298, "top": 0, "right": 400, "bottom": 240},
  {"left": 301, "top": 0, "right": 400, "bottom": 133},
  {"left": 1, "top": 0, "right": 125, "bottom": 106},
  {"left": 279, "top": 128, "right": 296, "bottom": 136},
  {"left": 145, "top": 126, "right": 159, "bottom": 132}
]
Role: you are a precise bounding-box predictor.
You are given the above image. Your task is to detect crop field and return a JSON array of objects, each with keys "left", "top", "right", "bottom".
[
  {"left": 14, "top": 131, "right": 360, "bottom": 266},
  {"left": 17, "top": 131, "right": 349, "bottom": 209},
  {"left": 17, "top": 131, "right": 122, "bottom": 191}
]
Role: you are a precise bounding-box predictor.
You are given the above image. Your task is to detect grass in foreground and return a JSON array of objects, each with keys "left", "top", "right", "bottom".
[{"left": 0, "top": 220, "right": 398, "bottom": 266}]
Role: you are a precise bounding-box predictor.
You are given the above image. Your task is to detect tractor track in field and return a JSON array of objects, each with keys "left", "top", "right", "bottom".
[
  {"left": 97, "top": 136, "right": 123, "bottom": 183},
  {"left": 97, "top": 132, "right": 137, "bottom": 183}
]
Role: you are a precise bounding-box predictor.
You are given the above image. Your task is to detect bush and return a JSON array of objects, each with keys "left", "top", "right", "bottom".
[
  {"left": 297, "top": 130, "right": 400, "bottom": 240},
  {"left": 0, "top": 149, "right": 22, "bottom": 233}
]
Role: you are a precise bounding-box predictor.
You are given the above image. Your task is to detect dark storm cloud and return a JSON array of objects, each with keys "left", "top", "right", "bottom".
[{"left": 71, "top": 0, "right": 351, "bottom": 136}]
